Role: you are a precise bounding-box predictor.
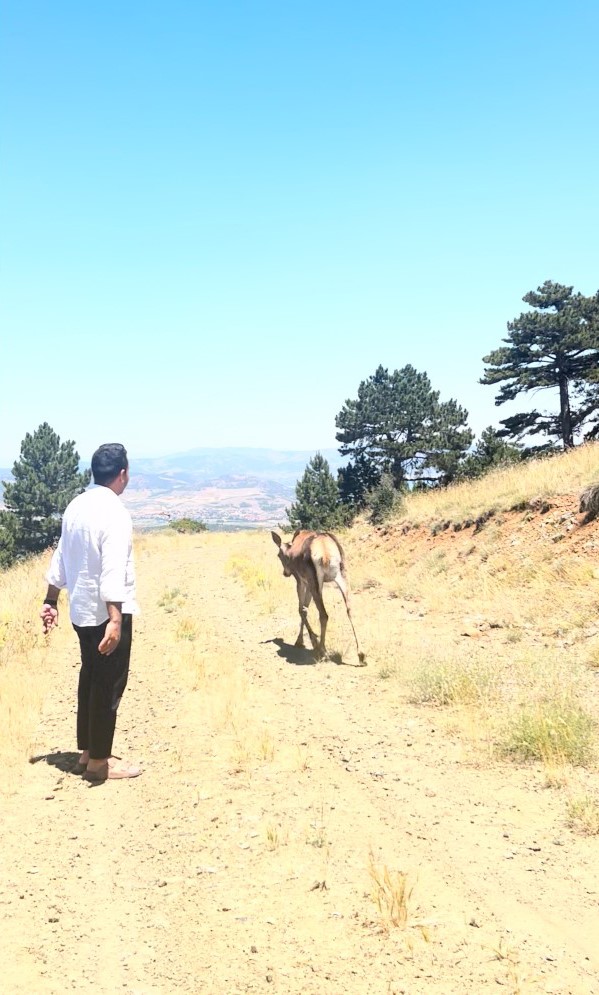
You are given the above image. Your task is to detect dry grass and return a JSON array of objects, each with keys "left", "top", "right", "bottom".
[
  {"left": 394, "top": 442, "right": 599, "bottom": 530},
  {"left": 176, "top": 615, "right": 200, "bottom": 641},
  {"left": 0, "top": 554, "right": 68, "bottom": 787},
  {"left": 328, "top": 449, "right": 599, "bottom": 772},
  {"left": 409, "top": 648, "right": 498, "bottom": 707},
  {"left": 566, "top": 794, "right": 599, "bottom": 835},
  {"left": 368, "top": 850, "right": 414, "bottom": 931},
  {"left": 158, "top": 586, "right": 187, "bottom": 612},
  {"left": 500, "top": 698, "right": 595, "bottom": 767},
  {"left": 227, "top": 549, "right": 278, "bottom": 613},
  {"left": 265, "top": 822, "right": 282, "bottom": 850}
]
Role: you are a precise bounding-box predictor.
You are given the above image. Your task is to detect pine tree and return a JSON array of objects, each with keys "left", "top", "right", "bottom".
[
  {"left": 287, "top": 453, "right": 349, "bottom": 531},
  {"left": 0, "top": 422, "right": 91, "bottom": 564},
  {"left": 365, "top": 473, "right": 405, "bottom": 525},
  {"left": 455, "top": 426, "right": 522, "bottom": 482},
  {"left": 481, "top": 281, "right": 599, "bottom": 449},
  {"left": 335, "top": 364, "right": 473, "bottom": 505}
]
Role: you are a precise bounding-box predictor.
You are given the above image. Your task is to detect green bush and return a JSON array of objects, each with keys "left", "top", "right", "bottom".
[{"left": 169, "top": 518, "right": 208, "bottom": 534}]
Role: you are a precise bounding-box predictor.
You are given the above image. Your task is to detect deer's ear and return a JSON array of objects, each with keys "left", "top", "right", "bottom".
[{"left": 271, "top": 531, "right": 282, "bottom": 547}]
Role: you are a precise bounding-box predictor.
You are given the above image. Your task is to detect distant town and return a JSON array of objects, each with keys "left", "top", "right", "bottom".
[{"left": 1, "top": 446, "right": 345, "bottom": 531}]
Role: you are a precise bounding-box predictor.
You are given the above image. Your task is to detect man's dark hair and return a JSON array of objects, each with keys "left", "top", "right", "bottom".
[{"left": 91, "top": 443, "right": 129, "bottom": 486}]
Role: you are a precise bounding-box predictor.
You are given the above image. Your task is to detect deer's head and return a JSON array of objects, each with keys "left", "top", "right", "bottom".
[{"left": 271, "top": 531, "right": 293, "bottom": 576}]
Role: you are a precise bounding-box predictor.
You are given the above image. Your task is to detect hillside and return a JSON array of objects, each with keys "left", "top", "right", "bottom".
[{"left": 2, "top": 444, "right": 599, "bottom": 994}]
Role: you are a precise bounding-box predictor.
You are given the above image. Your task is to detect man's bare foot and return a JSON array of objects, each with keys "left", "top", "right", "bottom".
[{"left": 83, "top": 757, "right": 142, "bottom": 782}]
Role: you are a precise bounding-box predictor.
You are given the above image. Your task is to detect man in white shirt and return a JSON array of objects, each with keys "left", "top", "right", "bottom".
[{"left": 41, "top": 443, "right": 141, "bottom": 782}]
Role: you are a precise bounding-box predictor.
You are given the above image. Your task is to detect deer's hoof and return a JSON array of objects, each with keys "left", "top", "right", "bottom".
[{"left": 358, "top": 653, "right": 367, "bottom": 667}]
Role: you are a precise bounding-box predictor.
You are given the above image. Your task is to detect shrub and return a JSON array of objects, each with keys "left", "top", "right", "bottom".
[
  {"left": 566, "top": 795, "right": 599, "bottom": 835},
  {"left": 169, "top": 518, "right": 207, "bottom": 534},
  {"left": 501, "top": 699, "right": 595, "bottom": 767},
  {"left": 409, "top": 654, "right": 496, "bottom": 706}
]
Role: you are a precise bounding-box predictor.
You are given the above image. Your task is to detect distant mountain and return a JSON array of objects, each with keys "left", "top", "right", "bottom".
[
  {"left": 0, "top": 449, "right": 346, "bottom": 529},
  {"left": 130, "top": 447, "right": 343, "bottom": 482}
]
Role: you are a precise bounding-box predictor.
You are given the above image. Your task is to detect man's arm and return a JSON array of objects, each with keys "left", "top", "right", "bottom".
[
  {"left": 98, "top": 513, "right": 131, "bottom": 655},
  {"left": 98, "top": 601, "right": 123, "bottom": 655},
  {"left": 40, "top": 583, "right": 61, "bottom": 633},
  {"left": 42, "top": 536, "right": 67, "bottom": 633}
]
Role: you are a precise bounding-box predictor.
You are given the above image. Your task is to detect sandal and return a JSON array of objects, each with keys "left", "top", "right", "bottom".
[{"left": 83, "top": 758, "right": 142, "bottom": 782}]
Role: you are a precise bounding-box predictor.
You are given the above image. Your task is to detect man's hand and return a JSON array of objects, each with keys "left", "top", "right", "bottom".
[
  {"left": 98, "top": 619, "right": 122, "bottom": 655},
  {"left": 40, "top": 605, "right": 58, "bottom": 634}
]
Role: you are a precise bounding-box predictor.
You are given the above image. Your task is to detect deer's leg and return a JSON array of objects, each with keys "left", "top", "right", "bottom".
[
  {"left": 334, "top": 568, "right": 366, "bottom": 665},
  {"left": 310, "top": 582, "right": 329, "bottom": 659},
  {"left": 295, "top": 580, "right": 318, "bottom": 650}
]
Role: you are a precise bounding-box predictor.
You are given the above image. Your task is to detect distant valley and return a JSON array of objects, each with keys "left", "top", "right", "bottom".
[{"left": 1, "top": 448, "right": 345, "bottom": 530}]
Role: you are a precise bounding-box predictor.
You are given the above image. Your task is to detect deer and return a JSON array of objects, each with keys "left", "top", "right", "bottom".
[{"left": 271, "top": 530, "right": 366, "bottom": 665}]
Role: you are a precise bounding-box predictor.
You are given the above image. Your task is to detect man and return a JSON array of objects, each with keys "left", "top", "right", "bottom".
[{"left": 41, "top": 443, "right": 141, "bottom": 782}]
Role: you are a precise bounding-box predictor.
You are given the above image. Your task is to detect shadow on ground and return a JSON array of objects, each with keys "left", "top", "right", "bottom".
[
  {"left": 264, "top": 638, "right": 359, "bottom": 667},
  {"left": 264, "top": 638, "right": 316, "bottom": 666},
  {"left": 29, "top": 750, "right": 82, "bottom": 774}
]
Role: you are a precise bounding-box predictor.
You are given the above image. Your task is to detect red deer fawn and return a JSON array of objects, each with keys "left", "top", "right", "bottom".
[{"left": 271, "top": 530, "right": 366, "bottom": 665}]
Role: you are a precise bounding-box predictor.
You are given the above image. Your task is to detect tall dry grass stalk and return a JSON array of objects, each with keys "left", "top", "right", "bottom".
[
  {"left": 368, "top": 850, "right": 414, "bottom": 930},
  {"left": 0, "top": 553, "right": 68, "bottom": 788}
]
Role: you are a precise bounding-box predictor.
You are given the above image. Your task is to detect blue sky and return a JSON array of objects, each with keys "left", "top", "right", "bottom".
[{"left": 2, "top": 1, "right": 598, "bottom": 464}]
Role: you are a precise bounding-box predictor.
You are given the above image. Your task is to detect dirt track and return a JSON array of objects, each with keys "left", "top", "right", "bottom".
[{"left": 1, "top": 532, "right": 598, "bottom": 995}]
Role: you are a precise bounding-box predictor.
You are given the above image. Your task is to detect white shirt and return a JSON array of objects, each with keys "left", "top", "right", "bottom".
[{"left": 47, "top": 485, "right": 138, "bottom": 626}]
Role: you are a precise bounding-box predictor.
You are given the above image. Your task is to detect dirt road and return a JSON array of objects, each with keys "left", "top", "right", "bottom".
[{"left": 1, "top": 532, "right": 598, "bottom": 994}]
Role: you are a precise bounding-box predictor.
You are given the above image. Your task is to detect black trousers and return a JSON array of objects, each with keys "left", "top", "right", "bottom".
[{"left": 73, "top": 615, "right": 133, "bottom": 760}]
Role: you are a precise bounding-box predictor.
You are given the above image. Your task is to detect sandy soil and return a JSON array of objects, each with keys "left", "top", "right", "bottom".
[{"left": 1, "top": 527, "right": 598, "bottom": 995}]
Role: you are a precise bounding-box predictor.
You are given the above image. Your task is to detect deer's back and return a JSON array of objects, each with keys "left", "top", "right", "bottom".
[{"left": 290, "top": 530, "right": 344, "bottom": 581}]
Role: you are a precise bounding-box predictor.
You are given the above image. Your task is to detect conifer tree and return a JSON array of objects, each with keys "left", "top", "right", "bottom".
[
  {"left": 335, "top": 364, "right": 472, "bottom": 504},
  {"left": 0, "top": 422, "right": 91, "bottom": 564},
  {"left": 455, "top": 426, "right": 522, "bottom": 481},
  {"left": 287, "top": 452, "right": 349, "bottom": 531},
  {"left": 481, "top": 281, "right": 599, "bottom": 449}
]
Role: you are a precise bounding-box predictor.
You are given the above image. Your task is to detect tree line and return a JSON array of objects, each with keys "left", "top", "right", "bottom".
[
  {"left": 288, "top": 280, "right": 599, "bottom": 529},
  {"left": 2, "top": 280, "right": 599, "bottom": 564}
]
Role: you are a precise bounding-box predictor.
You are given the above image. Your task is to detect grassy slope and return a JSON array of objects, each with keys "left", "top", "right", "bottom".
[{"left": 397, "top": 441, "right": 599, "bottom": 529}]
